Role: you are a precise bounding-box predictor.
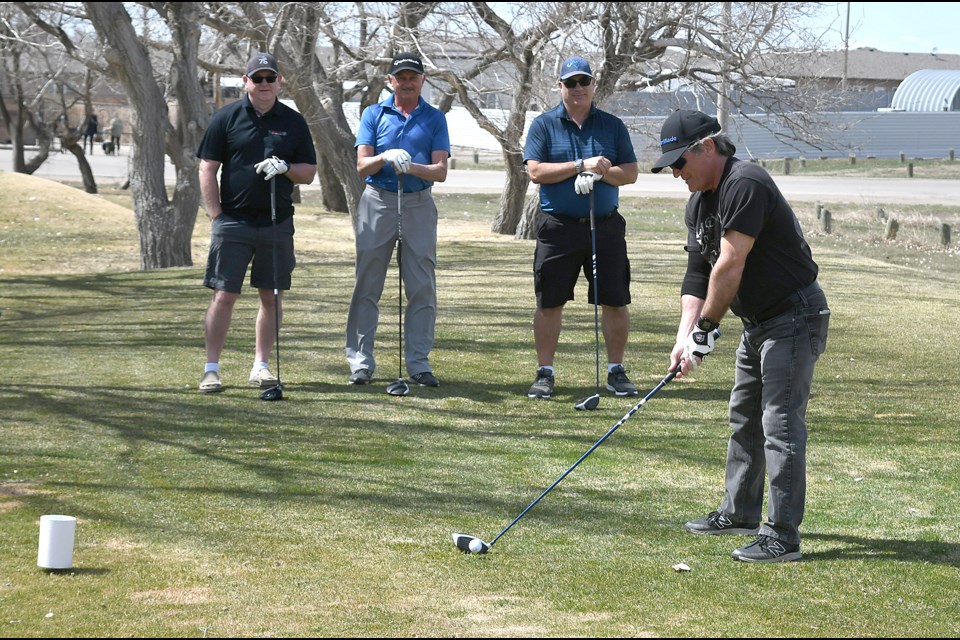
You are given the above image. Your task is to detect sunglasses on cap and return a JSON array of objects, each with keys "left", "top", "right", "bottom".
[
  {"left": 249, "top": 74, "right": 278, "bottom": 84},
  {"left": 562, "top": 76, "right": 592, "bottom": 88}
]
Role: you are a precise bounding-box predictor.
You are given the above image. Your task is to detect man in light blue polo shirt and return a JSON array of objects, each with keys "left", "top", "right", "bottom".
[
  {"left": 523, "top": 56, "right": 639, "bottom": 400},
  {"left": 346, "top": 52, "right": 450, "bottom": 388}
]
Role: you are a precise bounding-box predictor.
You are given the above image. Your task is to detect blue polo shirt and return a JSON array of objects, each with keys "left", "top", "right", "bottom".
[
  {"left": 524, "top": 103, "right": 636, "bottom": 218},
  {"left": 197, "top": 95, "right": 317, "bottom": 225},
  {"left": 355, "top": 95, "right": 450, "bottom": 193}
]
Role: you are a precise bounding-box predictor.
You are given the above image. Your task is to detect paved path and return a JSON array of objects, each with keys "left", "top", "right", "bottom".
[{"left": 4, "top": 148, "right": 958, "bottom": 205}]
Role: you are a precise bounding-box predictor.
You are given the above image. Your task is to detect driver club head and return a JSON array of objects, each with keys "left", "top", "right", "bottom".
[
  {"left": 386, "top": 379, "right": 410, "bottom": 396},
  {"left": 451, "top": 533, "right": 491, "bottom": 555},
  {"left": 574, "top": 393, "right": 600, "bottom": 411},
  {"left": 260, "top": 384, "right": 284, "bottom": 401}
]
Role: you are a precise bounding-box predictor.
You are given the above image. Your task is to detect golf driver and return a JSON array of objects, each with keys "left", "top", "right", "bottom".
[
  {"left": 261, "top": 175, "right": 284, "bottom": 401},
  {"left": 574, "top": 188, "right": 601, "bottom": 411},
  {"left": 386, "top": 173, "right": 410, "bottom": 397},
  {"left": 453, "top": 329, "right": 720, "bottom": 555}
]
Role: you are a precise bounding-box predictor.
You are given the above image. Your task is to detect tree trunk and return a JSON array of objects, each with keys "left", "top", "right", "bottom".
[
  {"left": 490, "top": 151, "right": 530, "bottom": 236},
  {"left": 317, "top": 151, "right": 348, "bottom": 213},
  {"left": 515, "top": 188, "right": 541, "bottom": 241},
  {"left": 85, "top": 2, "right": 202, "bottom": 269}
]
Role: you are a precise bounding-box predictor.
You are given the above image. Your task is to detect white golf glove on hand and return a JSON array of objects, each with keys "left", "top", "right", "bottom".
[
  {"left": 254, "top": 156, "right": 289, "bottom": 180},
  {"left": 382, "top": 148, "right": 412, "bottom": 174},
  {"left": 575, "top": 171, "right": 601, "bottom": 195},
  {"left": 683, "top": 325, "right": 716, "bottom": 371}
]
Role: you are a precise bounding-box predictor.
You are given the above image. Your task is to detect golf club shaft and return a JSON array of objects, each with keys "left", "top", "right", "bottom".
[
  {"left": 589, "top": 189, "right": 599, "bottom": 392},
  {"left": 397, "top": 174, "right": 403, "bottom": 381},
  {"left": 489, "top": 364, "right": 682, "bottom": 547},
  {"left": 271, "top": 176, "right": 281, "bottom": 383}
]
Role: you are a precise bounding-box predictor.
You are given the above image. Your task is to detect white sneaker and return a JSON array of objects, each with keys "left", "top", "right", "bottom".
[{"left": 248, "top": 368, "right": 279, "bottom": 388}]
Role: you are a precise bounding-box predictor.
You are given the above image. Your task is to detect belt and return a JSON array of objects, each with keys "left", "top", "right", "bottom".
[
  {"left": 546, "top": 209, "right": 617, "bottom": 224},
  {"left": 741, "top": 280, "right": 820, "bottom": 325}
]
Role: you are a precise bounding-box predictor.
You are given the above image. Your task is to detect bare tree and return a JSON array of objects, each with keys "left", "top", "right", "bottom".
[{"left": 1, "top": 4, "right": 98, "bottom": 191}]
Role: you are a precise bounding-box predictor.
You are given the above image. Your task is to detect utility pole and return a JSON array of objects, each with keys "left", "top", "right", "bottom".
[{"left": 841, "top": 1, "right": 850, "bottom": 91}]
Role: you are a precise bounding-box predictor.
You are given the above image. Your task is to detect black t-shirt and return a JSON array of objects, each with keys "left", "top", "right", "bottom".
[
  {"left": 681, "top": 157, "right": 818, "bottom": 318},
  {"left": 197, "top": 95, "right": 317, "bottom": 225}
]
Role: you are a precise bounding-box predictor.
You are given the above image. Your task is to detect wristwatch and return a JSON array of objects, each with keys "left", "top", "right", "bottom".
[
  {"left": 574, "top": 158, "right": 584, "bottom": 173},
  {"left": 696, "top": 316, "right": 720, "bottom": 332}
]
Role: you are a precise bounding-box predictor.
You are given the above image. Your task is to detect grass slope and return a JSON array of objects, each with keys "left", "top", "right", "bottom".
[{"left": 1, "top": 174, "right": 958, "bottom": 637}]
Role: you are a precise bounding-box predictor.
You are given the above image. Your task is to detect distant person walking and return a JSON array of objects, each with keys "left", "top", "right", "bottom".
[
  {"left": 109, "top": 116, "right": 124, "bottom": 154},
  {"left": 82, "top": 113, "right": 99, "bottom": 155}
]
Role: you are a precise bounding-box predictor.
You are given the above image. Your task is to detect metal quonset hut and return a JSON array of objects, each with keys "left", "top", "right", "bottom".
[{"left": 891, "top": 69, "right": 960, "bottom": 112}]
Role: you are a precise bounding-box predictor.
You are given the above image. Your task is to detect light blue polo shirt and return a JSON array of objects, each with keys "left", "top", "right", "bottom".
[
  {"left": 524, "top": 102, "right": 636, "bottom": 218},
  {"left": 355, "top": 95, "right": 450, "bottom": 193}
]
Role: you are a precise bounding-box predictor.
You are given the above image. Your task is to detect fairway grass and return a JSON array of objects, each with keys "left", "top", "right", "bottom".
[{"left": 1, "top": 175, "right": 958, "bottom": 637}]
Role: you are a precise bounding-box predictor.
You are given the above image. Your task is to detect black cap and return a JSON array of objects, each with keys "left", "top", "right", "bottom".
[
  {"left": 389, "top": 52, "right": 424, "bottom": 75},
  {"left": 651, "top": 110, "right": 722, "bottom": 173},
  {"left": 246, "top": 52, "right": 279, "bottom": 76}
]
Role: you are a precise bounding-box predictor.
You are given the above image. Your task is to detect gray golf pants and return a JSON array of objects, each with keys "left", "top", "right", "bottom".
[
  {"left": 346, "top": 184, "right": 438, "bottom": 377},
  {"left": 720, "top": 281, "right": 830, "bottom": 545}
]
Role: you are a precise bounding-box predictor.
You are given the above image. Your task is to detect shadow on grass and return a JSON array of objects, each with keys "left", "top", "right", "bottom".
[{"left": 805, "top": 533, "right": 960, "bottom": 568}]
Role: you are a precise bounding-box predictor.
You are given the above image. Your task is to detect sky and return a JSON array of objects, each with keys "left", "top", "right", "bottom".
[{"left": 812, "top": 2, "right": 960, "bottom": 55}]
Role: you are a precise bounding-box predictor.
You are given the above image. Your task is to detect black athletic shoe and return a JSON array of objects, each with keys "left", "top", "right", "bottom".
[
  {"left": 606, "top": 365, "right": 639, "bottom": 396},
  {"left": 732, "top": 535, "right": 802, "bottom": 563},
  {"left": 349, "top": 369, "right": 372, "bottom": 385},
  {"left": 684, "top": 511, "right": 760, "bottom": 535},
  {"left": 411, "top": 371, "right": 440, "bottom": 387},
  {"left": 527, "top": 367, "right": 555, "bottom": 399}
]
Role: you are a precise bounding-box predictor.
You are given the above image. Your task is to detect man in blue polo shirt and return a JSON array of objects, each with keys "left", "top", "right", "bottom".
[
  {"left": 346, "top": 52, "right": 450, "bottom": 388},
  {"left": 196, "top": 52, "right": 317, "bottom": 394},
  {"left": 523, "top": 56, "right": 639, "bottom": 400}
]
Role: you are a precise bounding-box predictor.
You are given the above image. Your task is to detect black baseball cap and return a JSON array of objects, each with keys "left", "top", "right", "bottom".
[
  {"left": 246, "top": 52, "right": 279, "bottom": 76},
  {"left": 651, "top": 110, "right": 722, "bottom": 173},
  {"left": 389, "top": 52, "right": 424, "bottom": 75}
]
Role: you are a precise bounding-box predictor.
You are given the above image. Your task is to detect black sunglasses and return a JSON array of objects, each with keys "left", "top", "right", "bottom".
[
  {"left": 562, "top": 76, "right": 592, "bottom": 88},
  {"left": 250, "top": 74, "right": 278, "bottom": 84},
  {"left": 670, "top": 141, "right": 703, "bottom": 171}
]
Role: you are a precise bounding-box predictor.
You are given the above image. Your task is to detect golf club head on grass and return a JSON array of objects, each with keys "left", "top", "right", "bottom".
[
  {"left": 451, "top": 533, "right": 491, "bottom": 555},
  {"left": 574, "top": 393, "right": 600, "bottom": 411},
  {"left": 386, "top": 379, "right": 410, "bottom": 396},
  {"left": 260, "top": 384, "right": 284, "bottom": 401}
]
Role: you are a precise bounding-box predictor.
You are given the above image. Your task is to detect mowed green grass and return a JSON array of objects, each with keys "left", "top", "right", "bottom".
[{"left": 1, "top": 177, "right": 959, "bottom": 637}]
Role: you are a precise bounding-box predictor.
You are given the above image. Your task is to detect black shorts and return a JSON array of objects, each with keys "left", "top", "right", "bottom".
[
  {"left": 203, "top": 213, "right": 296, "bottom": 293},
  {"left": 533, "top": 210, "right": 631, "bottom": 309}
]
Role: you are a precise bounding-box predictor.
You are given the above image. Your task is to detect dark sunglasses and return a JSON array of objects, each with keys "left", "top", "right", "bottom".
[
  {"left": 250, "top": 74, "right": 278, "bottom": 84},
  {"left": 670, "top": 141, "right": 702, "bottom": 170},
  {"left": 562, "top": 76, "right": 592, "bottom": 88}
]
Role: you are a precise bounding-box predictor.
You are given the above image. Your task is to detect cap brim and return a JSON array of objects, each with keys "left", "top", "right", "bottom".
[
  {"left": 559, "top": 71, "right": 593, "bottom": 80},
  {"left": 390, "top": 65, "right": 423, "bottom": 74},
  {"left": 247, "top": 67, "right": 278, "bottom": 75},
  {"left": 651, "top": 147, "right": 686, "bottom": 173}
]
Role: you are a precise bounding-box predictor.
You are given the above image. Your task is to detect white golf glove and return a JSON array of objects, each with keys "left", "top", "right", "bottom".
[
  {"left": 575, "top": 171, "right": 601, "bottom": 195},
  {"left": 254, "top": 156, "right": 289, "bottom": 180},
  {"left": 381, "top": 148, "right": 412, "bottom": 174},
  {"left": 683, "top": 325, "right": 716, "bottom": 371}
]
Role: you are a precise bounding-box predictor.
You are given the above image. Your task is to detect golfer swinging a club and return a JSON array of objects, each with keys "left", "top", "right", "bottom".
[
  {"left": 346, "top": 52, "right": 450, "bottom": 390},
  {"left": 197, "top": 52, "right": 317, "bottom": 394},
  {"left": 653, "top": 109, "right": 830, "bottom": 563}
]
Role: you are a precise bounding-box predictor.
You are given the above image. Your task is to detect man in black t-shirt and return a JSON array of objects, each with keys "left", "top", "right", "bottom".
[
  {"left": 196, "top": 52, "right": 317, "bottom": 394},
  {"left": 652, "top": 110, "right": 830, "bottom": 563}
]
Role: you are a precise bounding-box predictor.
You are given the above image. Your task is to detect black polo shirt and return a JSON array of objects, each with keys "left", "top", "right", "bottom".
[{"left": 197, "top": 95, "right": 317, "bottom": 225}]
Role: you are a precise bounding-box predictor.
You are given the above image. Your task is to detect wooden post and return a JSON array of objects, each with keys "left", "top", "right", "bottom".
[
  {"left": 849, "top": 153, "right": 856, "bottom": 165},
  {"left": 449, "top": 157, "right": 456, "bottom": 170},
  {"left": 784, "top": 158, "right": 791, "bottom": 175},
  {"left": 950, "top": 148, "right": 955, "bottom": 161},
  {"left": 473, "top": 149, "right": 479, "bottom": 164},
  {"left": 899, "top": 152, "right": 905, "bottom": 164},
  {"left": 907, "top": 163, "right": 913, "bottom": 178},
  {"left": 885, "top": 218, "right": 899, "bottom": 240},
  {"left": 800, "top": 157, "right": 806, "bottom": 168},
  {"left": 941, "top": 223, "right": 952, "bottom": 246},
  {"left": 815, "top": 202, "right": 823, "bottom": 220},
  {"left": 819, "top": 208, "right": 831, "bottom": 234}
]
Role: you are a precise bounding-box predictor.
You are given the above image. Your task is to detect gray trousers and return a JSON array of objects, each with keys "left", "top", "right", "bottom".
[
  {"left": 720, "top": 281, "right": 830, "bottom": 545},
  {"left": 346, "top": 185, "right": 438, "bottom": 377}
]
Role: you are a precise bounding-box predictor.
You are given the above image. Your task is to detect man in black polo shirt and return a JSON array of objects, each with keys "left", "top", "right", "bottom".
[
  {"left": 196, "top": 52, "right": 317, "bottom": 394},
  {"left": 652, "top": 109, "right": 830, "bottom": 563}
]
